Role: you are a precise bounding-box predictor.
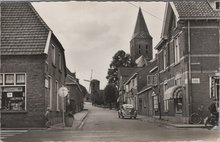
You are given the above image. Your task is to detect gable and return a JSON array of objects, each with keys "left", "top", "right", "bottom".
[{"left": 161, "top": 1, "right": 220, "bottom": 39}]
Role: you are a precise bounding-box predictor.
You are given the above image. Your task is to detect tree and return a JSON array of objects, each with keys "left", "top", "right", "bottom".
[
  {"left": 104, "top": 84, "right": 118, "bottom": 109},
  {"left": 106, "top": 50, "right": 136, "bottom": 86}
]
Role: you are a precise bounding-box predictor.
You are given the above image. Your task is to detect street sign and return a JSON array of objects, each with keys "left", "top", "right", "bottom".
[{"left": 58, "top": 87, "right": 69, "bottom": 97}]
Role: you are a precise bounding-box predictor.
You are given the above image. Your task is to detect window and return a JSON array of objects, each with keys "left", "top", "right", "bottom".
[
  {"left": 175, "top": 98, "right": 183, "bottom": 113},
  {"left": 210, "top": 76, "right": 220, "bottom": 98},
  {"left": 174, "top": 38, "right": 180, "bottom": 64},
  {"left": 1, "top": 73, "right": 26, "bottom": 111},
  {"left": 153, "top": 95, "right": 158, "bottom": 109},
  {"left": 0, "top": 74, "right": 3, "bottom": 85},
  {"left": 173, "top": 14, "right": 177, "bottom": 28},
  {"left": 51, "top": 44, "right": 56, "bottom": 66},
  {"left": 163, "top": 50, "right": 167, "bottom": 70},
  {"left": 58, "top": 53, "right": 62, "bottom": 71},
  {"left": 216, "top": 1, "right": 220, "bottom": 9},
  {"left": 164, "top": 82, "right": 168, "bottom": 92},
  {"left": 175, "top": 77, "right": 181, "bottom": 86},
  {"left": 49, "top": 76, "right": 52, "bottom": 109},
  {"left": 5, "top": 74, "right": 14, "bottom": 85},
  {"left": 56, "top": 81, "right": 59, "bottom": 111},
  {"left": 45, "top": 62, "right": 48, "bottom": 74},
  {"left": 16, "top": 74, "right": 25, "bottom": 85},
  {"left": 164, "top": 100, "right": 169, "bottom": 112},
  {"left": 138, "top": 45, "right": 141, "bottom": 54}
]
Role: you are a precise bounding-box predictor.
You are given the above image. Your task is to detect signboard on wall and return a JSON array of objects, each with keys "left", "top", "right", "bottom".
[
  {"left": 45, "top": 79, "right": 49, "bottom": 88},
  {"left": 3, "top": 87, "right": 23, "bottom": 92},
  {"left": 192, "top": 78, "right": 200, "bottom": 84},
  {"left": 7, "top": 93, "right": 13, "bottom": 98}
]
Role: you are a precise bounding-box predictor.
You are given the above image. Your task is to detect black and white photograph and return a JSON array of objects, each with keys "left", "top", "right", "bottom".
[{"left": 0, "top": 0, "right": 220, "bottom": 141}]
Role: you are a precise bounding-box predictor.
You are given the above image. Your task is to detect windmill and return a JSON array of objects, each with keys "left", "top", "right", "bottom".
[{"left": 83, "top": 69, "right": 93, "bottom": 93}]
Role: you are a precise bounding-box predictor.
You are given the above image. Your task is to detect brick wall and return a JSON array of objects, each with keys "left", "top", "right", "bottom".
[{"left": 1, "top": 55, "right": 46, "bottom": 127}]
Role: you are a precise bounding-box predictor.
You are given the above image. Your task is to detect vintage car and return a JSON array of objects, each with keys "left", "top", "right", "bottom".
[{"left": 118, "top": 104, "right": 137, "bottom": 119}]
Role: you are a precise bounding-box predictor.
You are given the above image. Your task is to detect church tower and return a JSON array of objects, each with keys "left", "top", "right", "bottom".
[{"left": 130, "top": 8, "right": 153, "bottom": 62}]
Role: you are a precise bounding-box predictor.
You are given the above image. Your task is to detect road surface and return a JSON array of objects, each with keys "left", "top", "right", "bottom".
[{"left": 2, "top": 102, "right": 220, "bottom": 142}]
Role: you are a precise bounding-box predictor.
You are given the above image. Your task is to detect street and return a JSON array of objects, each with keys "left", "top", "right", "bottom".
[{"left": 2, "top": 102, "right": 220, "bottom": 142}]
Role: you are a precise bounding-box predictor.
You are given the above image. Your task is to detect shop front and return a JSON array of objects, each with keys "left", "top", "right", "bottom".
[
  {"left": 0, "top": 73, "right": 26, "bottom": 112},
  {"left": 163, "top": 85, "right": 185, "bottom": 123}
]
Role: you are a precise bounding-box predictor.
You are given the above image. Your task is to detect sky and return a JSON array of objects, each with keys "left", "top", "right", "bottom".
[{"left": 32, "top": 2, "right": 166, "bottom": 91}]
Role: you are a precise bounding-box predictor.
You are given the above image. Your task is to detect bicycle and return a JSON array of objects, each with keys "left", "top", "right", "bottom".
[{"left": 190, "top": 105, "right": 206, "bottom": 124}]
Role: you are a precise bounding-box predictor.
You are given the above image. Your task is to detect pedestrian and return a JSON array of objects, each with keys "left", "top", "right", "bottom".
[
  {"left": 44, "top": 107, "right": 51, "bottom": 128},
  {"left": 208, "top": 98, "right": 219, "bottom": 118}
]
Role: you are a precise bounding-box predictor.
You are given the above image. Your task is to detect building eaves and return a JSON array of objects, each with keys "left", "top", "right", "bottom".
[{"left": 172, "top": 1, "right": 220, "bottom": 20}]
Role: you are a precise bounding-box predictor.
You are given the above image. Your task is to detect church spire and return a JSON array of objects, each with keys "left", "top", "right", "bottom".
[
  {"left": 132, "top": 8, "right": 152, "bottom": 39},
  {"left": 130, "top": 8, "right": 153, "bottom": 62}
]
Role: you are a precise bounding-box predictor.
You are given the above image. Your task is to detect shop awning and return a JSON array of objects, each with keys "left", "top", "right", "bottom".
[{"left": 164, "top": 86, "right": 183, "bottom": 100}]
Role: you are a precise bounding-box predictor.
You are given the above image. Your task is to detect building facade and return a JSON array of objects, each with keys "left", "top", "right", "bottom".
[
  {"left": 156, "top": 1, "right": 220, "bottom": 123},
  {"left": 1, "top": 2, "right": 67, "bottom": 127},
  {"left": 65, "top": 70, "right": 85, "bottom": 114}
]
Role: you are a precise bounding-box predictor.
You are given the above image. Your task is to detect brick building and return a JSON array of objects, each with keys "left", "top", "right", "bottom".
[
  {"left": 119, "top": 1, "right": 220, "bottom": 124},
  {"left": 0, "top": 2, "right": 67, "bottom": 128},
  {"left": 65, "top": 70, "right": 85, "bottom": 113},
  {"left": 155, "top": 1, "right": 220, "bottom": 123}
]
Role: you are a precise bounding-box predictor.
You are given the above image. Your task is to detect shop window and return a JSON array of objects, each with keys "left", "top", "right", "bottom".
[
  {"left": 16, "top": 74, "right": 25, "bottom": 85},
  {"left": 5, "top": 74, "right": 14, "bottom": 85},
  {"left": 1, "top": 87, "right": 25, "bottom": 111},
  {"left": 175, "top": 98, "right": 183, "bottom": 113},
  {"left": 0, "top": 74, "right": 3, "bottom": 85},
  {"left": 1, "top": 73, "right": 26, "bottom": 111}
]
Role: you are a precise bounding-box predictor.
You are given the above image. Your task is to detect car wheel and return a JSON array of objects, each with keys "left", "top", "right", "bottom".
[
  {"left": 134, "top": 116, "right": 137, "bottom": 119},
  {"left": 118, "top": 114, "right": 121, "bottom": 118}
]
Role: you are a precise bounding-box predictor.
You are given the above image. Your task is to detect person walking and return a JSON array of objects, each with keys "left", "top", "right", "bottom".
[{"left": 44, "top": 107, "right": 51, "bottom": 128}]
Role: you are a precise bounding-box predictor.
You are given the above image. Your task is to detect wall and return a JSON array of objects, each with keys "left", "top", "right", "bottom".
[{"left": 1, "top": 55, "right": 46, "bottom": 127}]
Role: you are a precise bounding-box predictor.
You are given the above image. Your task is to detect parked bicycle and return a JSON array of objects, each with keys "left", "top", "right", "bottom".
[{"left": 190, "top": 105, "right": 206, "bottom": 124}]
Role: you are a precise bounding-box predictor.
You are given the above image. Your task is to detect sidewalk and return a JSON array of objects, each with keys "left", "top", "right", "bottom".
[
  {"left": 50, "top": 109, "right": 89, "bottom": 130},
  {"left": 138, "top": 115, "right": 211, "bottom": 128}
]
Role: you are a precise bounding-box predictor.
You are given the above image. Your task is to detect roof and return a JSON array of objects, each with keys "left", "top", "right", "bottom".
[
  {"left": 123, "top": 67, "right": 144, "bottom": 85},
  {"left": 1, "top": 2, "right": 52, "bottom": 55},
  {"left": 131, "top": 8, "right": 152, "bottom": 40},
  {"left": 172, "top": 1, "right": 220, "bottom": 19}
]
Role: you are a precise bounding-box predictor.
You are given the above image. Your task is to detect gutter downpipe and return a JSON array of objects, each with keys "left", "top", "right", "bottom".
[{"left": 187, "top": 20, "right": 192, "bottom": 123}]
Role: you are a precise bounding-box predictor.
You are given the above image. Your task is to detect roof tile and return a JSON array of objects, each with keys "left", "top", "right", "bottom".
[
  {"left": 173, "top": 1, "right": 220, "bottom": 19},
  {"left": 1, "top": 2, "right": 50, "bottom": 55}
]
